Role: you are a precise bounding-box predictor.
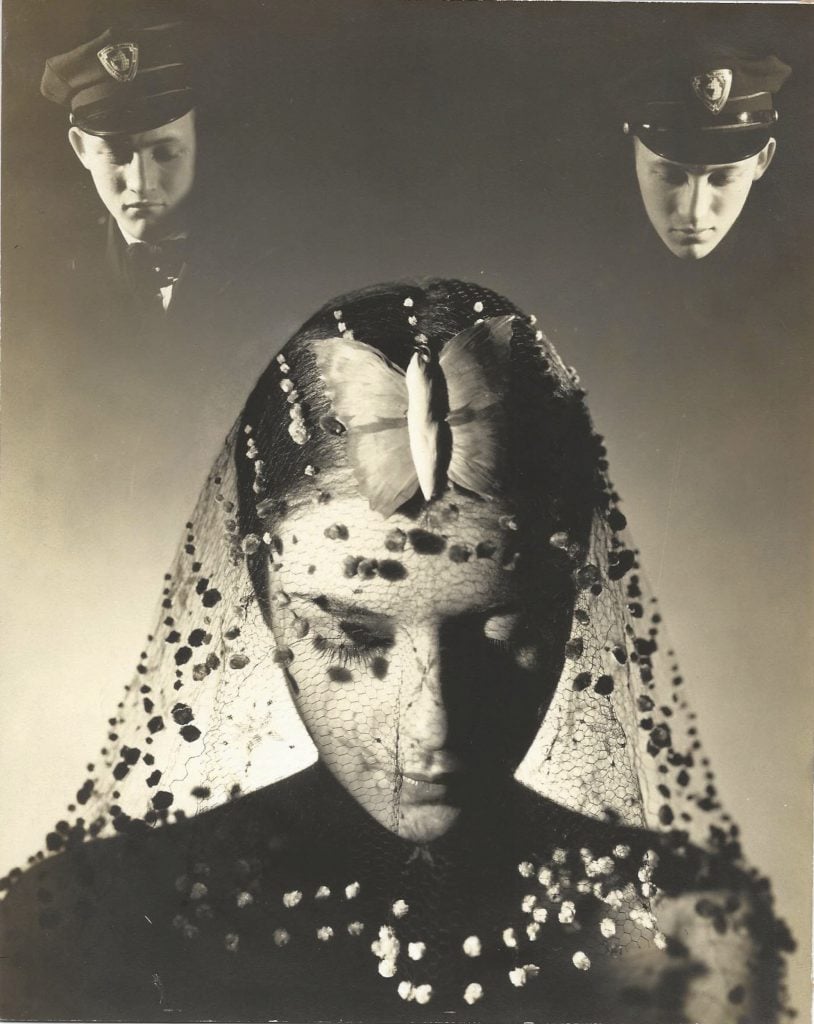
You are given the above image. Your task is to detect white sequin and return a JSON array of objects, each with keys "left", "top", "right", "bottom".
[
  {"left": 314, "top": 885, "right": 331, "bottom": 900},
  {"left": 521, "top": 894, "right": 537, "bottom": 913},
  {"left": 403, "top": 297, "right": 414, "bottom": 307},
  {"left": 282, "top": 890, "right": 302, "bottom": 908},
  {"left": 378, "top": 959, "right": 396, "bottom": 978},
  {"left": 316, "top": 926, "right": 334, "bottom": 941},
  {"left": 509, "top": 967, "right": 527, "bottom": 987},
  {"left": 273, "top": 928, "right": 290, "bottom": 946},
  {"left": 558, "top": 901, "right": 576, "bottom": 924},
  {"left": 236, "top": 891, "right": 254, "bottom": 909},
  {"left": 600, "top": 918, "right": 617, "bottom": 938},
  {"left": 392, "top": 899, "right": 409, "bottom": 918},
  {"left": 347, "top": 921, "right": 364, "bottom": 936},
  {"left": 473, "top": 301, "right": 484, "bottom": 312},
  {"left": 462, "top": 935, "right": 482, "bottom": 957},
  {"left": 526, "top": 922, "right": 541, "bottom": 941},
  {"left": 572, "top": 951, "right": 591, "bottom": 971},
  {"left": 408, "top": 941, "right": 426, "bottom": 961},
  {"left": 397, "top": 981, "right": 414, "bottom": 1001},
  {"left": 463, "top": 982, "right": 483, "bottom": 1005},
  {"left": 587, "top": 856, "right": 615, "bottom": 877},
  {"left": 345, "top": 881, "right": 360, "bottom": 899},
  {"left": 532, "top": 907, "right": 548, "bottom": 923},
  {"left": 517, "top": 861, "right": 535, "bottom": 878},
  {"left": 414, "top": 984, "right": 433, "bottom": 1005},
  {"left": 537, "top": 866, "right": 553, "bottom": 887},
  {"left": 502, "top": 927, "right": 518, "bottom": 948}
]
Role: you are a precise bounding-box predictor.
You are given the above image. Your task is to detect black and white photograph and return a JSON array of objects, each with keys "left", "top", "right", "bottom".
[{"left": 1, "top": 1, "right": 811, "bottom": 1021}]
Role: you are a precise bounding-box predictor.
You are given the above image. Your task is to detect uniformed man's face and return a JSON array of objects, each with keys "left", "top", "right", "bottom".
[
  {"left": 633, "top": 137, "right": 775, "bottom": 259},
  {"left": 68, "top": 110, "right": 197, "bottom": 241},
  {"left": 268, "top": 489, "right": 565, "bottom": 843}
]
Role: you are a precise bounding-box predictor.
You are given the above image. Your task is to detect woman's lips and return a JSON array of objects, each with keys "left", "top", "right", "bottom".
[{"left": 399, "top": 770, "right": 461, "bottom": 804}]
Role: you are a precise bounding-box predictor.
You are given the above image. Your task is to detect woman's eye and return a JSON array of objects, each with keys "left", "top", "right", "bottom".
[
  {"left": 337, "top": 620, "right": 392, "bottom": 651},
  {"left": 483, "top": 612, "right": 521, "bottom": 647},
  {"left": 309, "top": 619, "right": 393, "bottom": 667}
]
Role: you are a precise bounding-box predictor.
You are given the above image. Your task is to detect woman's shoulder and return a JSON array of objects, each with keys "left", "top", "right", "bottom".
[{"left": 0, "top": 833, "right": 172, "bottom": 1019}]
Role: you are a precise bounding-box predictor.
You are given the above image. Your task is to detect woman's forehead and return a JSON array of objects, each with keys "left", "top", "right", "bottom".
[{"left": 270, "top": 492, "right": 523, "bottom": 614}]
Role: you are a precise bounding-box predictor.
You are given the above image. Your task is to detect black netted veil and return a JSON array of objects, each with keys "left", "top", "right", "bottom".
[{"left": 0, "top": 280, "right": 793, "bottom": 1022}]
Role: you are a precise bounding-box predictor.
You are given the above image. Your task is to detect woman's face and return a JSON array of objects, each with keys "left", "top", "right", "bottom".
[{"left": 269, "top": 487, "right": 568, "bottom": 843}]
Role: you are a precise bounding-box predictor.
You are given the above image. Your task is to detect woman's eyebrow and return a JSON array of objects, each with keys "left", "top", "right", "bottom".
[{"left": 287, "top": 593, "right": 393, "bottom": 623}]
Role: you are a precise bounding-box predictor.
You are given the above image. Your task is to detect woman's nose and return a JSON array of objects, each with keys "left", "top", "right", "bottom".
[{"left": 399, "top": 628, "right": 450, "bottom": 760}]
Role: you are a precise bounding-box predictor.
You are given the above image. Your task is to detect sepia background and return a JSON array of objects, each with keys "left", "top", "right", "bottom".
[{"left": 2, "top": 0, "right": 812, "bottom": 1016}]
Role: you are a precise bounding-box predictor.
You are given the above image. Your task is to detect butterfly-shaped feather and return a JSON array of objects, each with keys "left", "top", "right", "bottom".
[{"left": 313, "top": 316, "right": 515, "bottom": 516}]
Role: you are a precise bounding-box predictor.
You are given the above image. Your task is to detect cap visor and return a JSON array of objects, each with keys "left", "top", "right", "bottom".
[
  {"left": 636, "top": 127, "right": 772, "bottom": 165},
  {"left": 73, "top": 91, "right": 194, "bottom": 137}
]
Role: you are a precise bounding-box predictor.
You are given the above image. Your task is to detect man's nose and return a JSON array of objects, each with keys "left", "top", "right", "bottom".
[
  {"left": 123, "top": 153, "right": 156, "bottom": 195},
  {"left": 678, "top": 177, "right": 712, "bottom": 227},
  {"left": 399, "top": 628, "right": 450, "bottom": 761}
]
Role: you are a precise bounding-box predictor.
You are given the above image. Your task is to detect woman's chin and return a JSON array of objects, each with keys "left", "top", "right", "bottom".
[{"left": 395, "top": 803, "right": 461, "bottom": 843}]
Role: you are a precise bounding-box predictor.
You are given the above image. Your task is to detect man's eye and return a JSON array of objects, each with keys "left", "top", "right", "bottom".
[
  {"left": 103, "top": 148, "right": 130, "bottom": 165},
  {"left": 660, "top": 169, "right": 686, "bottom": 187},
  {"left": 153, "top": 146, "right": 182, "bottom": 163},
  {"left": 709, "top": 172, "right": 737, "bottom": 188}
]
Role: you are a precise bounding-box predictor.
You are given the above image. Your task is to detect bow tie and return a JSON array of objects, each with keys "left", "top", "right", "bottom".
[{"left": 127, "top": 239, "right": 188, "bottom": 290}]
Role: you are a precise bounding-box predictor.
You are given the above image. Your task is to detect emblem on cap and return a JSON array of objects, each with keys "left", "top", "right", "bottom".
[
  {"left": 691, "top": 68, "right": 733, "bottom": 115},
  {"left": 97, "top": 43, "right": 139, "bottom": 83}
]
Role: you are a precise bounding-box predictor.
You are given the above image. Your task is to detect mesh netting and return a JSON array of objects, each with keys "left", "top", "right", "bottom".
[{"left": 0, "top": 279, "right": 794, "bottom": 1022}]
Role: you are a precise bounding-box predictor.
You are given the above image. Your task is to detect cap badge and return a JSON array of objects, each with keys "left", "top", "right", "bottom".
[
  {"left": 691, "top": 68, "right": 733, "bottom": 115},
  {"left": 97, "top": 43, "right": 139, "bottom": 83}
]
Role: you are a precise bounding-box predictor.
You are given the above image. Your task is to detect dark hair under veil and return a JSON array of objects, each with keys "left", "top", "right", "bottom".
[{"left": 0, "top": 279, "right": 794, "bottom": 1022}]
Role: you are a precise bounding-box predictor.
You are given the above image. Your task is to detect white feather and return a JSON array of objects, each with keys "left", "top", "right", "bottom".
[{"left": 405, "top": 350, "right": 439, "bottom": 502}]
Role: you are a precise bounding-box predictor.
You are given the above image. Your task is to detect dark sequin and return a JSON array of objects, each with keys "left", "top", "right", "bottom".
[
  {"left": 407, "top": 529, "right": 446, "bottom": 555},
  {"left": 172, "top": 704, "right": 194, "bottom": 726},
  {"left": 327, "top": 666, "right": 353, "bottom": 683},
  {"left": 378, "top": 560, "right": 407, "bottom": 581},
  {"left": 448, "top": 544, "right": 472, "bottom": 564},
  {"left": 384, "top": 529, "right": 407, "bottom": 552}
]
